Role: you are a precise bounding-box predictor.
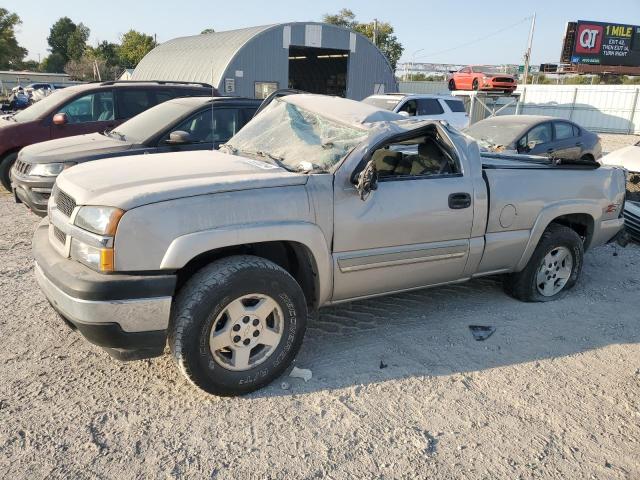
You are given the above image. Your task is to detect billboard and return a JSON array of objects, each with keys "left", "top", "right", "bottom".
[{"left": 568, "top": 20, "right": 640, "bottom": 67}]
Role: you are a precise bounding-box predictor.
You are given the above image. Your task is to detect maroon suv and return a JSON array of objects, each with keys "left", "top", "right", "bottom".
[{"left": 0, "top": 81, "right": 216, "bottom": 191}]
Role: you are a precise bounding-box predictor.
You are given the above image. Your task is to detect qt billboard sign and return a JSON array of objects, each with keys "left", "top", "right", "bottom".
[{"left": 571, "top": 20, "right": 640, "bottom": 67}]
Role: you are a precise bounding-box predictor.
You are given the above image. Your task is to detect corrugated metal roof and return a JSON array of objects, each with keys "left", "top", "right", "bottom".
[{"left": 132, "top": 25, "right": 276, "bottom": 86}]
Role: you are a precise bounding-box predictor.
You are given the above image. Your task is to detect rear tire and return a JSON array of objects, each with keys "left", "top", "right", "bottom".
[
  {"left": 472, "top": 79, "right": 479, "bottom": 91},
  {"left": 169, "top": 255, "right": 308, "bottom": 396},
  {"left": 0, "top": 152, "right": 18, "bottom": 191},
  {"left": 504, "top": 224, "right": 584, "bottom": 302}
]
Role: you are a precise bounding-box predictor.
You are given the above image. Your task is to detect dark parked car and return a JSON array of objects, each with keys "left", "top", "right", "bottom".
[
  {"left": 463, "top": 115, "right": 602, "bottom": 161},
  {"left": 12, "top": 96, "right": 260, "bottom": 216},
  {"left": 0, "top": 80, "right": 216, "bottom": 190}
]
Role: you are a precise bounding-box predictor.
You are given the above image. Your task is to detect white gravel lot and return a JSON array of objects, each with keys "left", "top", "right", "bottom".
[{"left": 0, "top": 134, "right": 638, "bottom": 479}]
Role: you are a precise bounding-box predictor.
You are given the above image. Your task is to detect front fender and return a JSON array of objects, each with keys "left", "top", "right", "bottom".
[
  {"left": 160, "top": 221, "right": 333, "bottom": 305},
  {"left": 515, "top": 200, "right": 600, "bottom": 271}
]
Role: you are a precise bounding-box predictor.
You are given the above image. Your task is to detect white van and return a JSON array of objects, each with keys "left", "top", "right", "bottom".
[{"left": 362, "top": 93, "right": 469, "bottom": 130}]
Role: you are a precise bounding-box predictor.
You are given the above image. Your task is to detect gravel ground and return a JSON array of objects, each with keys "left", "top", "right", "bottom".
[
  {"left": 0, "top": 135, "right": 639, "bottom": 479},
  {"left": 600, "top": 133, "right": 640, "bottom": 154}
]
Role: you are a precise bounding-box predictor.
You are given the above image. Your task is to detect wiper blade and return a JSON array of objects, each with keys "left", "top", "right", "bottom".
[
  {"left": 219, "top": 143, "right": 237, "bottom": 154},
  {"left": 238, "top": 148, "right": 296, "bottom": 172},
  {"left": 257, "top": 151, "right": 297, "bottom": 172},
  {"left": 109, "top": 130, "right": 126, "bottom": 141}
]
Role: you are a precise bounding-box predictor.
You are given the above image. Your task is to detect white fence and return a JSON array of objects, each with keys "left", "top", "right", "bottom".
[
  {"left": 397, "top": 82, "right": 640, "bottom": 134},
  {"left": 397, "top": 81, "right": 449, "bottom": 95}
]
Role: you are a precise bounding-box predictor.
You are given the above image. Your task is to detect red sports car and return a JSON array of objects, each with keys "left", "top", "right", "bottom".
[{"left": 448, "top": 65, "right": 517, "bottom": 93}]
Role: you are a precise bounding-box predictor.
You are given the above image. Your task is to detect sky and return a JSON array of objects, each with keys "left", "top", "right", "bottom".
[{"left": 4, "top": 0, "right": 640, "bottom": 66}]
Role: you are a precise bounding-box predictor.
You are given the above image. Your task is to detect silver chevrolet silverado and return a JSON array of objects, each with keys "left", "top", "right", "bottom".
[{"left": 33, "top": 94, "right": 626, "bottom": 396}]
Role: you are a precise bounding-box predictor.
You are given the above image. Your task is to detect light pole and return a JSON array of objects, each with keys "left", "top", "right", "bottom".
[
  {"left": 522, "top": 13, "right": 536, "bottom": 85},
  {"left": 411, "top": 48, "right": 425, "bottom": 81}
]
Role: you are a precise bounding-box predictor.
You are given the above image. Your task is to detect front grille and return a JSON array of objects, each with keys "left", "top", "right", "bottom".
[
  {"left": 623, "top": 203, "right": 640, "bottom": 241},
  {"left": 54, "top": 189, "right": 76, "bottom": 217},
  {"left": 53, "top": 226, "right": 66, "bottom": 245},
  {"left": 493, "top": 77, "right": 514, "bottom": 83},
  {"left": 13, "top": 160, "right": 31, "bottom": 175},
  {"left": 626, "top": 172, "right": 640, "bottom": 203}
]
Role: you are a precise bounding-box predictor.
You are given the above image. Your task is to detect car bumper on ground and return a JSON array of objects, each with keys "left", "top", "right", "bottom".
[
  {"left": 11, "top": 170, "right": 54, "bottom": 217},
  {"left": 623, "top": 201, "right": 640, "bottom": 242},
  {"left": 592, "top": 217, "right": 626, "bottom": 247},
  {"left": 32, "top": 222, "right": 177, "bottom": 360}
]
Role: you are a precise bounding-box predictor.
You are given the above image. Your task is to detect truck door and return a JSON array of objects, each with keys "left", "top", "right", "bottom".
[{"left": 331, "top": 126, "right": 474, "bottom": 301}]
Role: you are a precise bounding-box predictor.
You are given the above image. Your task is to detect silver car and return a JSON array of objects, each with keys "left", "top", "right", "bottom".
[{"left": 464, "top": 115, "right": 602, "bottom": 161}]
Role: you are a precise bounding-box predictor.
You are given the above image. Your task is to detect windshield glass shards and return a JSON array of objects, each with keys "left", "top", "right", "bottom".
[{"left": 222, "top": 100, "right": 369, "bottom": 173}]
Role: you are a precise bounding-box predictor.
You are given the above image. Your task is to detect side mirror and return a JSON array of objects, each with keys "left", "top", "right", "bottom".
[
  {"left": 398, "top": 111, "right": 410, "bottom": 118},
  {"left": 167, "top": 130, "right": 193, "bottom": 144},
  {"left": 52, "top": 113, "right": 68, "bottom": 126},
  {"left": 355, "top": 160, "right": 378, "bottom": 201}
]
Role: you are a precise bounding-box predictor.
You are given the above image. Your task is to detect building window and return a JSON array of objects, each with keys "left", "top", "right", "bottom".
[{"left": 255, "top": 81, "right": 279, "bottom": 99}]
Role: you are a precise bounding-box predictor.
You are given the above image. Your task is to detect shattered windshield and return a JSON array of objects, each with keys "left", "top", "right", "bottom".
[{"left": 222, "top": 99, "right": 369, "bottom": 172}]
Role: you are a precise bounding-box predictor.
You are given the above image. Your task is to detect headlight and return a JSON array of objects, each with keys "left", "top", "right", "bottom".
[
  {"left": 74, "top": 206, "right": 124, "bottom": 235},
  {"left": 29, "top": 162, "right": 75, "bottom": 177},
  {"left": 70, "top": 238, "right": 114, "bottom": 272}
]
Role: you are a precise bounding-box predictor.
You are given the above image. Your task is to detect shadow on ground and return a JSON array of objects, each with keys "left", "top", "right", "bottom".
[{"left": 243, "top": 243, "right": 639, "bottom": 398}]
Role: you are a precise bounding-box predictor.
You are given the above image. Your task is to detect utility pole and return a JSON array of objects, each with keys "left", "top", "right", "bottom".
[
  {"left": 522, "top": 13, "right": 536, "bottom": 86},
  {"left": 373, "top": 19, "right": 378, "bottom": 47}
]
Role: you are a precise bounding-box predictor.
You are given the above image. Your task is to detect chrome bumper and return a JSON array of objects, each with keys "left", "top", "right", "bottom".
[{"left": 35, "top": 262, "right": 172, "bottom": 333}]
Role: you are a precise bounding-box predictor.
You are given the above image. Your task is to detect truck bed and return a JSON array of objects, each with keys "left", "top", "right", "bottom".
[
  {"left": 472, "top": 153, "right": 625, "bottom": 276},
  {"left": 481, "top": 152, "right": 601, "bottom": 170}
]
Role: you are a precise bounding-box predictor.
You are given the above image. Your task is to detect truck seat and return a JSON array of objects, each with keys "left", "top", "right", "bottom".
[
  {"left": 410, "top": 139, "right": 450, "bottom": 175},
  {"left": 372, "top": 149, "right": 402, "bottom": 176}
]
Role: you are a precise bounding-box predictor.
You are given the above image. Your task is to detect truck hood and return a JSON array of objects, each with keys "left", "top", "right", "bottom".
[
  {"left": 19, "top": 132, "right": 137, "bottom": 164},
  {"left": 56, "top": 149, "right": 309, "bottom": 210},
  {"left": 600, "top": 145, "right": 640, "bottom": 173}
]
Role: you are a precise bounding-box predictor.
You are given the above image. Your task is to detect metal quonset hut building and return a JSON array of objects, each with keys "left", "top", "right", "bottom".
[{"left": 131, "top": 22, "right": 397, "bottom": 100}]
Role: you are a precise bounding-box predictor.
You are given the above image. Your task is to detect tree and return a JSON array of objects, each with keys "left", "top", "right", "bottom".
[
  {"left": 20, "top": 60, "right": 40, "bottom": 71},
  {"left": 0, "top": 8, "right": 28, "bottom": 69},
  {"left": 65, "top": 50, "right": 119, "bottom": 81},
  {"left": 93, "top": 41, "right": 121, "bottom": 68},
  {"left": 41, "top": 52, "right": 67, "bottom": 73},
  {"left": 47, "top": 17, "right": 77, "bottom": 62},
  {"left": 201, "top": 28, "right": 215, "bottom": 34},
  {"left": 67, "top": 23, "right": 90, "bottom": 61},
  {"left": 119, "top": 30, "right": 156, "bottom": 68},
  {"left": 323, "top": 9, "right": 404, "bottom": 70}
]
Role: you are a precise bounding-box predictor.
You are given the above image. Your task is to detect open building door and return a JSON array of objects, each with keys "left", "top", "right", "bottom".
[{"left": 288, "top": 46, "right": 348, "bottom": 97}]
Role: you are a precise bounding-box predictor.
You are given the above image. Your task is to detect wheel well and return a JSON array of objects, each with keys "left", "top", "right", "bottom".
[
  {"left": 580, "top": 153, "right": 594, "bottom": 161},
  {"left": 549, "top": 213, "right": 594, "bottom": 249},
  {"left": 1, "top": 147, "right": 22, "bottom": 161},
  {"left": 175, "top": 241, "right": 320, "bottom": 309}
]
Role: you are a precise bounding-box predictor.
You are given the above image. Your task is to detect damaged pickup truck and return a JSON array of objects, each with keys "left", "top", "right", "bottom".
[{"left": 33, "top": 94, "right": 626, "bottom": 396}]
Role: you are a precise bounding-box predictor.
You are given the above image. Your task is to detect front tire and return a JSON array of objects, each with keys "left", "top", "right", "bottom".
[
  {"left": 169, "top": 255, "right": 308, "bottom": 396},
  {"left": 504, "top": 224, "right": 584, "bottom": 302},
  {"left": 472, "top": 79, "right": 479, "bottom": 91},
  {"left": 448, "top": 79, "right": 456, "bottom": 91},
  {"left": 0, "top": 152, "right": 18, "bottom": 191}
]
